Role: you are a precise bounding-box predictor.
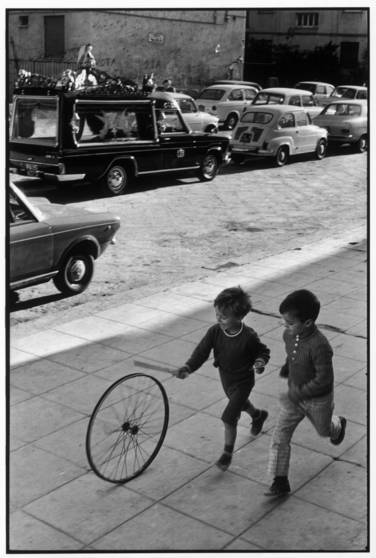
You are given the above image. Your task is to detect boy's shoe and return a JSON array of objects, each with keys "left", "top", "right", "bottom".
[
  {"left": 330, "top": 416, "right": 347, "bottom": 445},
  {"left": 251, "top": 410, "right": 268, "bottom": 436},
  {"left": 216, "top": 452, "right": 232, "bottom": 471},
  {"left": 264, "top": 477, "right": 291, "bottom": 497}
]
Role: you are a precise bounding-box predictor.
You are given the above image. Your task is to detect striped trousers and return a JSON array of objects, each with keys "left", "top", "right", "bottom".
[{"left": 268, "top": 391, "right": 342, "bottom": 478}]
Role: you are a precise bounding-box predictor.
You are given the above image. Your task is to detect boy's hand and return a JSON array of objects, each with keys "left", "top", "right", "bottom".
[
  {"left": 174, "top": 366, "right": 190, "bottom": 379},
  {"left": 253, "top": 359, "right": 265, "bottom": 374}
]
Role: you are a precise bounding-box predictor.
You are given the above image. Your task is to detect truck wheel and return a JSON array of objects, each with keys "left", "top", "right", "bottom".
[
  {"left": 101, "top": 164, "right": 130, "bottom": 196},
  {"left": 354, "top": 135, "right": 367, "bottom": 153},
  {"left": 53, "top": 251, "right": 94, "bottom": 295},
  {"left": 224, "top": 113, "right": 238, "bottom": 130},
  {"left": 275, "top": 146, "right": 289, "bottom": 167},
  {"left": 198, "top": 153, "right": 219, "bottom": 181},
  {"left": 315, "top": 139, "right": 327, "bottom": 160}
]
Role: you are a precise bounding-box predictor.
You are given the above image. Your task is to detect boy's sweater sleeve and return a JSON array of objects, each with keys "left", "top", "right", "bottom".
[
  {"left": 253, "top": 332, "right": 270, "bottom": 364},
  {"left": 185, "top": 327, "right": 214, "bottom": 373},
  {"left": 297, "top": 342, "right": 334, "bottom": 399}
]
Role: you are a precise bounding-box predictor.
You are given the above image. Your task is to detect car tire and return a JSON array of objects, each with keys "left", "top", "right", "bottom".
[
  {"left": 53, "top": 251, "right": 95, "bottom": 295},
  {"left": 101, "top": 164, "right": 130, "bottom": 196},
  {"left": 224, "top": 113, "right": 238, "bottom": 130},
  {"left": 197, "top": 153, "right": 219, "bottom": 181},
  {"left": 354, "top": 135, "right": 367, "bottom": 153},
  {"left": 275, "top": 146, "right": 289, "bottom": 167},
  {"left": 315, "top": 139, "right": 327, "bottom": 160},
  {"left": 205, "top": 124, "right": 218, "bottom": 134}
]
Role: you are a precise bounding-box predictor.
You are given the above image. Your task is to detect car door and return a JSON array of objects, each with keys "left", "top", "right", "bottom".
[
  {"left": 178, "top": 97, "right": 201, "bottom": 131},
  {"left": 292, "top": 110, "right": 318, "bottom": 152},
  {"left": 10, "top": 194, "right": 54, "bottom": 283},
  {"left": 159, "top": 106, "right": 198, "bottom": 169}
]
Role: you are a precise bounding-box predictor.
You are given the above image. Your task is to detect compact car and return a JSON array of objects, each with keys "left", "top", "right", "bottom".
[
  {"left": 196, "top": 83, "right": 259, "bottom": 129},
  {"left": 231, "top": 104, "right": 328, "bottom": 166},
  {"left": 252, "top": 87, "right": 323, "bottom": 119},
  {"left": 313, "top": 99, "right": 368, "bottom": 152},
  {"left": 294, "top": 81, "right": 335, "bottom": 104},
  {"left": 9, "top": 181, "right": 120, "bottom": 296},
  {"left": 151, "top": 91, "right": 219, "bottom": 133}
]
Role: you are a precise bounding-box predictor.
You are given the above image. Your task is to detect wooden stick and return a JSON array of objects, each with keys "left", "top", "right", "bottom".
[{"left": 133, "top": 359, "right": 176, "bottom": 375}]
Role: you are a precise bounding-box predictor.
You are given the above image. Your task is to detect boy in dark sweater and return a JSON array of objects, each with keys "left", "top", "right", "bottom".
[
  {"left": 265, "top": 289, "right": 347, "bottom": 496},
  {"left": 174, "top": 286, "right": 270, "bottom": 471}
]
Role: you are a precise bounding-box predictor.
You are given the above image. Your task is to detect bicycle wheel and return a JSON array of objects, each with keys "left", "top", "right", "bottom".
[{"left": 86, "top": 373, "right": 169, "bottom": 483}]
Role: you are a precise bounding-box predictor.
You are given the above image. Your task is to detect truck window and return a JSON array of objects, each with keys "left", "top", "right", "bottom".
[
  {"left": 75, "top": 103, "right": 154, "bottom": 143},
  {"left": 11, "top": 96, "right": 58, "bottom": 145}
]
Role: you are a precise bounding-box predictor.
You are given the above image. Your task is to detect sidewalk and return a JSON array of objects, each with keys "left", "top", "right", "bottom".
[{"left": 9, "top": 232, "right": 368, "bottom": 552}]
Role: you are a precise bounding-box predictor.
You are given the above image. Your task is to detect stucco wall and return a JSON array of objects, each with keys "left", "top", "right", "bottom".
[{"left": 8, "top": 9, "right": 247, "bottom": 88}]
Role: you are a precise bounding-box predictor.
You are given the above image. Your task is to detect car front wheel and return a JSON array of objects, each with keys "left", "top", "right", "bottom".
[
  {"left": 275, "top": 146, "right": 289, "bottom": 167},
  {"left": 224, "top": 113, "right": 238, "bottom": 130},
  {"left": 315, "top": 138, "right": 327, "bottom": 160},
  {"left": 197, "top": 153, "right": 219, "bottom": 181},
  {"left": 354, "top": 135, "right": 367, "bottom": 153},
  {"left": 101, "top": 164, "right": 130, "bottom": 196},
  {"left": 53, "top": 252, "right": 95, "bottom": 295}
]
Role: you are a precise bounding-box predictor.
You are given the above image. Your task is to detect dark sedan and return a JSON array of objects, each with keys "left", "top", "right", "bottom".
[{"left": 9, "top": 182, "right": 120, "bottom": 297}]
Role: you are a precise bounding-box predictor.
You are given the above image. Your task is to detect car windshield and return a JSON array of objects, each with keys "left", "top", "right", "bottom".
[
  {"left": 197, "top": 88, "right": 225, "bottom": 101},
  {"left": 253, "top": 93, "right": 285, "bottom": 105},
  {"left": 322, "top": 103, "right": 362, "bottom": 117},
  {"left": 331, "top": 87, "right": 357, "bottom": 99},
  {"left": 241, "top": 111, "right": 273, "bottom": 124},
  {"left": 10, "top": 96, "right": 59, "bottom": 145}
]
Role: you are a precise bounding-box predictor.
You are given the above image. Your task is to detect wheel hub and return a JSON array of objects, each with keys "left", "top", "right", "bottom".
[{"left": 68, "top": 259, "right": 86, "bottom": 282}]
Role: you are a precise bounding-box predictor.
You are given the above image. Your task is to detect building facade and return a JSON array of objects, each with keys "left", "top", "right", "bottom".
[
  {"left": 244, "top": 8, "right": 368, "bottom": 86},
  {"left": 8, "top": 9, "right": 246, "bottom": 92}
]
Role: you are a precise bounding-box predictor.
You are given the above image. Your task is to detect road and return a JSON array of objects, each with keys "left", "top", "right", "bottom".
[{"left": 10, "top": 147, "right": 367, "bottom": 338}]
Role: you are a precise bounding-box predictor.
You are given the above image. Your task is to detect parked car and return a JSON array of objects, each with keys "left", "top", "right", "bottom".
[
  {"left": 9, "top": 74, "right": 231, "bottom": 196},
  {"left": 151, "top": 90, "right": 219, "bottom": 133},
  {"left": 196, "top": 83, "right": 259, "bottom": 129},
  {"left": 231, "top": 104, "right": 328, "bottom": 167},
  {"left": 252, "top": 87, "right": 323, "bottom": 119},
  {"left": 9, "top": 181, "right": 120, "bottom": 297},
  {"left": 294, "top": 81, "right": 335, "bottom": 104},
  {"left": 313, "top": 99, "right": 368, "bottom": 153},
  {"left": 320, "top": 85, "right": 368, "bottom": 106}
]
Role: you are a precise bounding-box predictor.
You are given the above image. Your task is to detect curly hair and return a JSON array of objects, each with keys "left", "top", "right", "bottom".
[
  {"left": 214, "top": 286, "right": 252, "bottom": 319},
  {"left": 279, "top": 289, "right": 320, "bottom": 322}
]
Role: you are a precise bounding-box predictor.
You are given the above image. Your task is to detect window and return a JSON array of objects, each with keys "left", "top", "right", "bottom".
[
  {"left": 228, "top": 89, "right": 243, "bottom": 101},
  {"left": 244, "top": 89, "right": 256, "bottom": 101},
  {"left": 302, "top": 95, "right": 315, "bottom": 107},
  {"left": 289, "top": 96, "right": 301, "bottom": 107},
  {"left": 44, "top": 15, "right": 65, "bottom": 58},
  {"left": 11, "top": 96, "right": 58, "bottom": 145},
  {"left": 9, "top": 193, "right": 35, "bottom": 224},
  {"left": 178, "top": 99, "right": 196, "bottom": 113},
  {"left": 296, "top": 12, "right": 319, "bottom": 27},
  {"left": 278, "top": 113, "right": 295, "bottom": 128},
  {"left": 19, "top": 15, "right": 29, "bottom": 27},
  {"left": 357, "top": 90, "right": 367, "bottom": 100}
]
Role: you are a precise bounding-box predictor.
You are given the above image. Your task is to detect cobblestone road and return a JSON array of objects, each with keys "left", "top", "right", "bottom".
[{"left": 10, "top": 147, "right": 367, "bottom": 336}]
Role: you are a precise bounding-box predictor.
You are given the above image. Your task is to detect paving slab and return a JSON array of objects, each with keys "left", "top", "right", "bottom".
[
  {"left": 240, "top": 496, "right": 366, "bottom": 551},
  {"left": 90, "top": 502, "right": 234, "bottom": 551}
]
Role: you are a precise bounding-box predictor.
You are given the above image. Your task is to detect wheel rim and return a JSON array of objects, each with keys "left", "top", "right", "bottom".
[
  {"left": 359, "top": 137, "right": 367, "bottom": 152},
  {"left": 227, "top": 116, "right": 237, "bottom": 129},
  {"left": 107, "top": 166, "right": 126, "bottom": 194},
  {"left": 86, "top": 373, "right": 169, "bottom": 484},
  {"left": 318, "top": 140, "right": 326, "bottom": 157},
  {"left": 66, "top": 257, "right": 88, "bottom": 286},
  {"left": 202, "top": 156, "right": 217, "bottom": 178},
  {"left": 278, "top": 148, "right": 287, "bottom": 164}
]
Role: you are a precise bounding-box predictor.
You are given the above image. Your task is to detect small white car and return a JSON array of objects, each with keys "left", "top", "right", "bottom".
[
  {"left": 231, "top": 105, "right": 328, "bottom": 166},
  {"left": 320, "top": 85, "right": 368, "bottom": 106},
  {"left": 151, "top": 91, "right": 219, "bottom": 133},
  {"left": 294, "top": 81, "right": 335, "bottom": 104},
  {"left": 196, "top": 84, "right": 259, "bottom": 129},
  {"left": 252, "top": 87, "right": 323, "bottom": 119}
]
